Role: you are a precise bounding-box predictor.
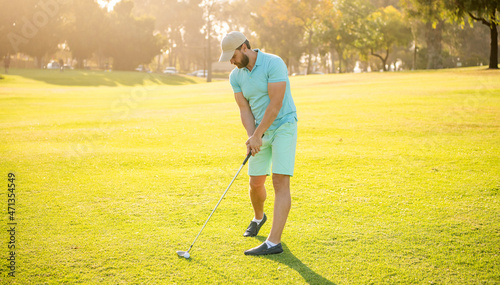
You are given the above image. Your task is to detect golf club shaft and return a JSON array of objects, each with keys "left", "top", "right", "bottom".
[{"left": 186, "top": 152, "right": 252, "bottom": 253}]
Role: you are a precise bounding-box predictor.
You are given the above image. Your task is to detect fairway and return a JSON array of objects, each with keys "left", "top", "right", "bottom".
[{"left": 1, "top": 68, "right": 499, "bottom": 284}]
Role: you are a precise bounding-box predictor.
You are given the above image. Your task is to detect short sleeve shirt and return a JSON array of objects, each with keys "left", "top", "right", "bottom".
[{"left": 229, "top": 49, "right": 297, "bottom": 130}]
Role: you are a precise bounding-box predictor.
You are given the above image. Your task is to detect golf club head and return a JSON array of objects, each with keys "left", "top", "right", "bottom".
[{"left": 176, "top": 250, "right": 190, "bottom": 259}]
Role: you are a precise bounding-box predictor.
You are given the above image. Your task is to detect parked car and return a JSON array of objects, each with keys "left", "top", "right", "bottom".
[
  {"left": 163, "top": 67, "right": 178, "bottom": 74},
  {"left": 46, "top": 61, "right": 60, "bottom": 70},
  {"left": 188, "top": 69, "right": 208, "bottom": 77},
  {"left": 135, "top": 65, "right": 151, "bottom": 73}
]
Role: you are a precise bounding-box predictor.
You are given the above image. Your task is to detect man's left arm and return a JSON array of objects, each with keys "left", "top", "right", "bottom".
[{"left": 246, "top": 81, "right": 286, "bottom": 154}]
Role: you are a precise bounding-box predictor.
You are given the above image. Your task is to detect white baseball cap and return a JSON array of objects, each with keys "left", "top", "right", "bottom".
[{"left": 219, "top": 31, "right": 247, "bottom": 62}]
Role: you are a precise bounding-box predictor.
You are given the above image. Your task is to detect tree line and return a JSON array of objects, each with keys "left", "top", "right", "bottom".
[
  {"left": 0, "top": 0, "right": 163, "bottom": 70},
  {"left": 0, "top": 0, "right": 498, "bottom": 77}
]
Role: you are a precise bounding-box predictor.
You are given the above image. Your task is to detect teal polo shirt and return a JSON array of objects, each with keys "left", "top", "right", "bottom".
[{"left": 230, "top": 49, "right": 297, "bottom": 131}]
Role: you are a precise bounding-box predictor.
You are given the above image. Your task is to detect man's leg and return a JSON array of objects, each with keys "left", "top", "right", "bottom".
[
  {"left": 244, "top": 122, "right": 296, "bottom": 255},
  {"left": 243, "top": 175, "right": 267, "bottom": 237},
  {"left": 245, "top": 138, "right": 271, "bottom": 237},
  {"left": 249, "top": 175, "right": 267, "bottom": 220},
  {"left": 267, "top": 173, "right": 291, "bottom": 244},
  {"left": 244, "top": 173, "right": 289, "bottom": 255}
]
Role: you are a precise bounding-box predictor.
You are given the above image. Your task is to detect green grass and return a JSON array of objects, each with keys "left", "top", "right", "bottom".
[
  {"left": 1, "top": 68, "right": 205, "bottom": 87},
  {"left": 1, "top": 67, "right": 499, "bottom": 284}
]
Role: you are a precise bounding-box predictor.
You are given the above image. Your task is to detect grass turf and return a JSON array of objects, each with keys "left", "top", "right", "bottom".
[{"left": 1, "top": 67, "right": 499, "bottom": 284}]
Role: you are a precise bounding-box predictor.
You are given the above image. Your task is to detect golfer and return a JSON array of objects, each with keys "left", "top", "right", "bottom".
[{"left": 219, "top": 31, "right": 298, "bottom": 255}]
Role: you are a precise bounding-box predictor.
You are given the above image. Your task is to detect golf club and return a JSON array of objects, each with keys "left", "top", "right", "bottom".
[{"left": 176, "top": 150, "right": 253, "bottom": 259}]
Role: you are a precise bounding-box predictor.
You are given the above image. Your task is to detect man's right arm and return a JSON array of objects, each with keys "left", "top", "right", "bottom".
[{"left": 234, "top": 92, "right": 256, "bottom": 138}]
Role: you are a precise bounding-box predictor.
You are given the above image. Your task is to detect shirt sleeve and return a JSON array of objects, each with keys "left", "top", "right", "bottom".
[
  {"left": 229, "top": 70, "right": 242, "bottom": 93},
  {"left": 267, "top": 57, "right": 288, "bottom": 83}
]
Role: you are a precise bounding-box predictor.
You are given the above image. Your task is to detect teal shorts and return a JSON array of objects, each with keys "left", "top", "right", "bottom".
[{"left": 248, "top": 121, "right": 298, "bottom": 177}]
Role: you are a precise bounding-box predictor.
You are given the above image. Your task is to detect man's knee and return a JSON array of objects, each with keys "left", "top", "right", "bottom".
[
  {"left": 272, "top": 173, "right": 290, "bottom": 190},
  {"left": 249, "top": 175, "right": 266, "bottom": 190}
]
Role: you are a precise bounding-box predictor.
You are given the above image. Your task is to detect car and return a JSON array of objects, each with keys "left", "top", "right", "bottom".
[
  {"left": 310, "top": 71, "right": 325, "bottom": 75},
  {"left": 46, "top": 61, "right": 60, "bottom": 70},
  {"left": 188, "top": 69, "right": 208, "bottom": 77},
  {"left": 163, "top": 67, "right": 178, "bottom": 74},
  {"left": 135, "top": 65, "right": 151, "bottom": 73}
]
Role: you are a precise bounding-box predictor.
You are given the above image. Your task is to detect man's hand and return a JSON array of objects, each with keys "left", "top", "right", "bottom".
[
  {"left": 246, "top": 134, "right": 263, "bottom": 156},
  {"left": 245, "top": 81, "right": 285, "bottom": 156}
]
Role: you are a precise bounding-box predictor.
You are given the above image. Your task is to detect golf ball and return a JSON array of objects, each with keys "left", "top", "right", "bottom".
[{"left": 183, "top": 252, "right": 190, "bottom": 259}]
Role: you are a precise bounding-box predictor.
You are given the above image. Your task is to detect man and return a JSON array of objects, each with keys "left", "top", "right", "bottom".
[{"left": 219, "top": 31, "right": 298, "bottom": 256}]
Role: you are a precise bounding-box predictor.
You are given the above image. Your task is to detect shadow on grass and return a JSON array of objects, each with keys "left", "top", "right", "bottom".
[
  {"left": 9, "top": 68, "right": 199, "bottom": 87},
  {"left": 254, "top": 236, "right": 336, "bottom": 284},
  {"left": 183, "top": 237, "right": 335, "bottom": 284}
]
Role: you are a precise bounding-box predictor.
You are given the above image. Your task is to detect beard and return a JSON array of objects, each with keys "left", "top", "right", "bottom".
[{"left": 236, "top": 53, "right": 249, "bottom": 69}]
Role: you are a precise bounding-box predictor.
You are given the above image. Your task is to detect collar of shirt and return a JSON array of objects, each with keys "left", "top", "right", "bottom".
[
  {"left": 254, "top": 49, "right": 263, "bottom": 67},
  {"left": 245, "top": 49, "right": 263, "bottom": 73}
]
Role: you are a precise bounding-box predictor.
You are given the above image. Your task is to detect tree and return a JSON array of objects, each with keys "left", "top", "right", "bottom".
[
  {"left": 180, "top": 0, "right": 206, "bottom": 72},
  {"left": 318, "top": 4, "right": 342, "bottom": 73},
  {"left": 64, "top": 0, "right": 107, "bottom": 69},
  {"left": 369, "top": 0, "right": 400, "bottom": 8},
  {"left": 252, "top": 0, "right": 305, "bottom": 73},
  {"left": 219, "top": 0, "right": 266, "bottom": 35},
  {"left": 336, "top": 0, "right": 374, "bottom": 72},
  {"left": 445, "top": 0, "right": 499, "bottom": 69},
  {"left": 0, "top": 0, "right": 22, "bottom": 58},
  {"left": 366, "top": 6, "right": 412, "bottom": 71},
  {"left": 132, "top": 0, "right": 195, "bottom": 71},
  {"left": 200, "top": 0, "right": 226, "bottom": 82},
  {"left": 1, "top": 0, "right": 68, "bottom": 67},
  {"left": 447, "top": 22, "right": 491, "bottom": 66},
  {"left": 292, "top": 0, "right": 331, "bottom": 74},
  {"left": 401, "top": 0, "right": 447, "bottom": 69},
  {"left": 103, "top": 1, "right": 163, "bottom": 70}
]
